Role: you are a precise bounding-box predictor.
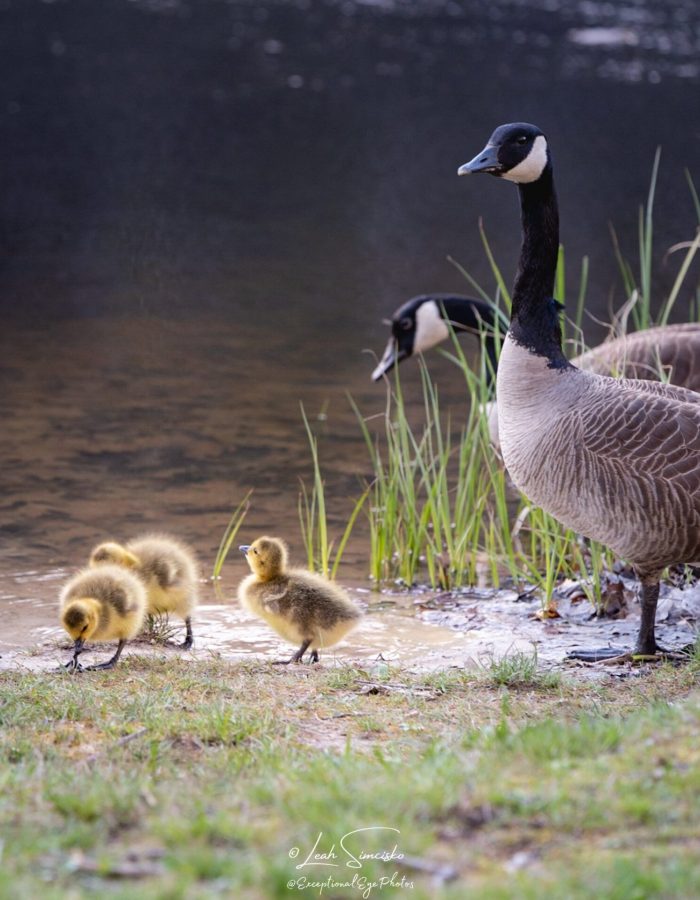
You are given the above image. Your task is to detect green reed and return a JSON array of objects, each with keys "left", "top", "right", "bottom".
[
  {"left": 298, "top": 404, "right": 368, "bottom": 580},
  {"left": 212, "top": 490, "right": 252, "bottom": 579},
  {"left": 610, "top": 150, "right": 700, "bottom": 331},
  {"left": 353, "top": 340, "right": 622, "bottom": 604}
]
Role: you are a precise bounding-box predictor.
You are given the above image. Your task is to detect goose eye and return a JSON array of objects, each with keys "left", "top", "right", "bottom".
[
  {"left": 399, "top": 317, "right": 412, "bottom": 330},
  {"left": 516, "top": 135, "right": 528, "bottom": 145}
]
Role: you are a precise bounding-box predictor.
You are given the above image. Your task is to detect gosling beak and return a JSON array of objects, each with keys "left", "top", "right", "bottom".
[
  {"left": 371, "top": 341, "right": 408, "bottom": 381},
  {"left": 73, "top": 638, "right": 84, "bottom": 654},
  {"left": 458, "top": 143, "right": 502, "bottom": 176},
  {"left": 239, "top": 545, "right": 250, "bottom": 555}
]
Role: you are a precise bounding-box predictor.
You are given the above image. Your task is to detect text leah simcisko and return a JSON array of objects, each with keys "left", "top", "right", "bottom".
[{"left": 290, "top": 828, "right": 405, "bottom": 870}]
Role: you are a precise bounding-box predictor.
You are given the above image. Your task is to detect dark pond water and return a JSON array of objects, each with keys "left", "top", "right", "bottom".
[{"left": 1, "top": 0, "right": 699, "bottom": 655}]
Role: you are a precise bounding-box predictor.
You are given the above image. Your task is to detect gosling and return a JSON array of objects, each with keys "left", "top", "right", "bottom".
[
  {"left": 89, "top": 534, "right": 199, "bottom": 649},
  {"left": 60, "top": 565, "right": 147, "bottom": 671},
  {"left": 238, "top": 536, "right": 361, "bottom": 664}
]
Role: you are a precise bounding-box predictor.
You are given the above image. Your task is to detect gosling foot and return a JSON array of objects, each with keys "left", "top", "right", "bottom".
[
  {"left": 83, "top": 658, "right": 119, "bottom": 671},
  {"left": 62, "top": 638, "right": 85, "bottom": 672},
  {"left": 273, "top": 639, "right": 312, "bottom": 665},
  {"left": 82, "top": 639, "right": 126, "bottom": 672},
  {"left": 63, "top": 657, "right": 84, "bottom": 673}
]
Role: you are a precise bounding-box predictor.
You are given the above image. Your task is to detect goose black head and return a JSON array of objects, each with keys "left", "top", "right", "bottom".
[
  {"left": 458, "top": 123, "right": 549, "bottom": 184},
  {"left": 371, "top": 295, "right": 450, "bottom": 381}
]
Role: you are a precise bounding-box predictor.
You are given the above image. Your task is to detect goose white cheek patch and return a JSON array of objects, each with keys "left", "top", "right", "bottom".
[
  {"left": 502, "top": 135, "right": 549, "bottom": 184},
  {"left": 414, "top": 301, "right": 450, "bottom": 354}
]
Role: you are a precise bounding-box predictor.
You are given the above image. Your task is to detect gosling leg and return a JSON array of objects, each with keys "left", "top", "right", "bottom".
[
  {"left": 83, "top": 639, "right": 127, "bottom": 671},
  {"left": 308, "top": 649, "right": 320, "bottom": 664},
  {"left": 180, "top": 617, "right": 194, "bottom": 650},
  {"left": 273, "top": 639, "right": 312, "bottom": 665},
  {"left": 64, "top": 638, "right": 85, "bottom": 672}
]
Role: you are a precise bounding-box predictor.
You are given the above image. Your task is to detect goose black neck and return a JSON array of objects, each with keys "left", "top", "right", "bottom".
[
  {"left": 439, "top": 297, "right": 505, "bottom": 385},
  {"left": 510, "top": 167, "right": 569, "bottom": 368}
]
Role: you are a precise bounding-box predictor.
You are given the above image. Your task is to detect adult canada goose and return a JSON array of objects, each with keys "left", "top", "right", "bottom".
[
  {"left": 238, "top": 537, "right": 361, "bottom": 664},
  {"left": 60, "top": 565, "right": 147, "bottom": 671},
  {"left": 459, "top": 122, "right": 700, "bottom": 660},
  {"left": 90, "top": 534, "right": 199, "bottom": 649},
  {"left": 373, "top": 294, "right": 700, "bottom": 390}
]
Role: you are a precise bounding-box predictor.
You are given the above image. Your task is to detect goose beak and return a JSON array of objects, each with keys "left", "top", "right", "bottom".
[
  {"left": 239, "top": 545, "right": 250, "bottom": 555},
  {"left": 371, "top": 341, "right": 408, "bottom": 381},
  {"left": 458, "top": 144, "right": 502, "bottom": 176}
]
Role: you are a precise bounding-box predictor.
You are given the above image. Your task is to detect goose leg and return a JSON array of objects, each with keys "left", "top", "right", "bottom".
[
  {"left": 180, "top": 617, "right": 194, "bottom": 650},
  {"left": 273, "top": 639, "right": 312, "bottom": 665},
  {"left": 634, "top": 580, "right": 660, "bottom": 656},
  {"left": 83, "top": 639, "right": 126, "bottom": 671}
]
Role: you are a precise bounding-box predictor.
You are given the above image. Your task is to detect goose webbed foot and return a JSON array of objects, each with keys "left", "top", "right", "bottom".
[
  {"left": 567, "top": 647, "right": 628, "bottom": 663},
  {"left": 568, "top": 643, "right": 693, "bottom": 664},
  {"left": 179, "top": 617, "right": 194, "bottom": 650},
  {"left": 568, "top": 579, "right": 682, "bottom": 664}
]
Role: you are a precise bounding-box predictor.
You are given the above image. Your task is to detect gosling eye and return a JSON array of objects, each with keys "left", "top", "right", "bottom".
[{"left": 399, "top": 317, "right": 412, "bottom": 331}]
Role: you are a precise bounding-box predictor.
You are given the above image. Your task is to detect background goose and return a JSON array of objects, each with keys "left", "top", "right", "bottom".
[
  {"left": 372, "top": 294, "right": 505, "bottom": 382},
  {"left": 373, "top": 294, "right": 700, "bottom": 391},
  {"left": 459, "top": 122, "right": 700, "bottom": 660}
]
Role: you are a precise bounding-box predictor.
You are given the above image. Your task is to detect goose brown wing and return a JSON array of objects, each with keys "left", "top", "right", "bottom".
[
  {"left": 575, "top": 325, "right": 700, "bottom": 392},
  {"left": 568, "top": 382, "right": 700, "bottom": 566},
  {"left": 578, "top": 382, "right": 700, "bottom": 484},
  {"left": 619, "top": 377, "right": 700, "bottom": 407}
]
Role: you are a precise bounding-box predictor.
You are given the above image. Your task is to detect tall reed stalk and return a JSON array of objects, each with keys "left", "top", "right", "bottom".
[{"left": 298, "top": 404, "right": 368, "bottom": 579}]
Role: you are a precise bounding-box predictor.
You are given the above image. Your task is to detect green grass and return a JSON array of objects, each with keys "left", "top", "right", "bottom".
[
  {"left": 478, "top": 649, "right": 561, "bottom": 689},
  {"left": 2, "top": 657, "right": 700, "bottom": 897}
]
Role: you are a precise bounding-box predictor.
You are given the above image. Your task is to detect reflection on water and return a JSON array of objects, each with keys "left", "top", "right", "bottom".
[{"left": 1, "top": 0, "right": 699, "bottom": 654}]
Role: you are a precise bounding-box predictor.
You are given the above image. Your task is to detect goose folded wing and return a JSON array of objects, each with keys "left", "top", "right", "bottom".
[{"left": 576, "top": 383, "right": 700, "bottom": 487}]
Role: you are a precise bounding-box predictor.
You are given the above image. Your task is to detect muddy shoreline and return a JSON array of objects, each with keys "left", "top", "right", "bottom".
[{"left": 4, "top": 571, "right": 697, "bottom": 677}]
